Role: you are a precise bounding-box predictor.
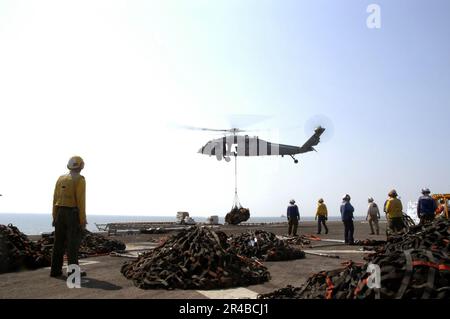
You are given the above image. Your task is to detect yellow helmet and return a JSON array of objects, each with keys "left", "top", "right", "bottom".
[
  {"left": 67, "top": 156, "right": 85, "bottom": 170},
  {"left": 388, "top": 189, "right": 398, "bottom": 197}
]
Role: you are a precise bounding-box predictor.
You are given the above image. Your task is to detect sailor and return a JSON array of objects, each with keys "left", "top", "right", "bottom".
[
  {"left": 50, "top": 156, "right": 87, "bottom": 278},
  {"left": 340, "top": 194, "right": 355, "bottom": 245},
  {"left": 385, "top": 189, "right": 405, "bottom": 235},
  {"left": 366, "top": 197, "right": 381, "bottom": 235},
  {"left": 417, "top": 188, "right": 437, "bottom": 225},
  {"left": 287, "top": 199, "right": 300, "bottom": 236},
  {"left": 315, "top": 198, "right": 328, "bottom": 234}
]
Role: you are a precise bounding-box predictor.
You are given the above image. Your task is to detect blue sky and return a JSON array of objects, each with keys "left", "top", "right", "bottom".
[{"left": 0, "top": 0, "right": 449, "bottom": 218}]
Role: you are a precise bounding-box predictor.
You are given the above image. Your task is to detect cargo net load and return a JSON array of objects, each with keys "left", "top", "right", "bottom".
[
  {"left": 258, "top": 218, "right": 450, "bottom": 299},
  {"left": 0, "top": 224, "right": 51, "bottom": 273},
  {"left": 121, "top": 226, "right": 270, "bottom": 290},
  {"left": 37, "top": 230, "right": 126, "bottom": 258},
  {"left": 225, "top": 207, "right": 250, "bottom": 225},
  {"left": 229, "top": 230, "right": 305, "bottom": 261},
  {"left": 225, "top": 192, "right": 250, "bottom": 225}
]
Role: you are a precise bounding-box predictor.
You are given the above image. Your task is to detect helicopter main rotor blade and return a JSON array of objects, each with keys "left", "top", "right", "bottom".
[
  {"left": 176, "top": 124, "right": 247, "bottom": 133},
  {"left": 174, "top": 124, "right": 228, "bottom": 132}
]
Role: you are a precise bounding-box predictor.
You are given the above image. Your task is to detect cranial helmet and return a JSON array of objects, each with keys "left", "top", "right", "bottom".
[
  {"left": 67, "top": 156, "right": 85, "bottom": 170},
  {"left": 388, "top": 189, "right": 398, "bottom": 197}
]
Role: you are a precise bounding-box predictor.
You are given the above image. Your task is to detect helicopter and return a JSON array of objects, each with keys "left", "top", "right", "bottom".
[{"left": 195, "top": 126, "right": 326, "bottom": 163}]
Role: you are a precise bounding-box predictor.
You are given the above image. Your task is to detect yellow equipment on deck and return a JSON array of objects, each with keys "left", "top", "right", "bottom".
[{"left": 432, "top": 194, "right": 450, "bottom": 219}]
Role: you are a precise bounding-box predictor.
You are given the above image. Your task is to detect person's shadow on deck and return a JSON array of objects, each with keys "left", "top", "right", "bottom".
[{"left": 80, "top": 278, "right": 122, "bottom": 291}]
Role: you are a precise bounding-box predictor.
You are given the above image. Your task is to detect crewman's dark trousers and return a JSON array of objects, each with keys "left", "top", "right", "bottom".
[
  {"left": 317, "top": 217, "right": 328, "bottom": 234},
  {"left": 388, "top": 217, "right": 405, "bottom": 234},
  {"left": 343, "top": 220, "right": 354, "bottom": 244},
  {"left": 419, "top": 214, "right": 435, "bottom": 225},
  {"left": 50, "top": 207, "right": 81, "bottom": 275},
  {"left": 288, "top": 218, "right": 299, "bottom": 236}
]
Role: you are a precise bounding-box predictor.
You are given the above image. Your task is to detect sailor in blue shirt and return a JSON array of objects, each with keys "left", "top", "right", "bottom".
[
  {"left": 417, "top": 188, "right": 437, "bottom": 225},
  {"left": 340, "top": 194, "right": 355, "bottom": 245},
  {"left": 287, "top": 199, "right": 300, "bottom": 236}
]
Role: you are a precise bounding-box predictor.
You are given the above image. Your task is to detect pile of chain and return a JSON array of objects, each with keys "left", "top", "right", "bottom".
[
  {"left": 403, "top": 214, "right": 417, "bottom": 230},
  {"left": 257, "top": 285, "right": 304, "bottom": 299},
  {"left": 378, "top": 218, "right": 449, "bottom": 255},
  {"left": 37, "top": 230, "right": 126, "bottom": 257},
  {"left": 121, "top": 226, "right": 270, "bottom": 290},
  {"left": 352, "top": 239, "right": 387, "bottom": 252},
  {"left": 258, "top": 261, "right": 364, "bottom": 299},
  {"left": 225, "top": 207, "right": 250, "bottom": 225},
  {"left": 79, "top": 230, "right": 126, "bottom": 256},
  {"left": 284, "top": 235, "right": 312, "bottom": 247},
  {"left": 228, "top": 230, "right": 305, "bottom": 261},
  {"left": 0, "top": 224, "right": 51, "bottom": 273},
  {"left": 354, "top": 239, "right": 386, "bottom": 247},
  {"left": 357, "top": 217, "right": 450, "bottom": 299},
  {"left": 259, "top": 218, "right": 450, "bottom": 299}
]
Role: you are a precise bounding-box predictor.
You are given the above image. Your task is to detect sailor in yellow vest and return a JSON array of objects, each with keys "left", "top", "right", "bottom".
[
  {"left": 315, "top": 198, "right": 328, "bottom": 234},
  {"left": 385, "top": 189, "right": 405, "bottom": 235},
  {"left": 50, "top": 156, "right": 87, "bottom": 277}
]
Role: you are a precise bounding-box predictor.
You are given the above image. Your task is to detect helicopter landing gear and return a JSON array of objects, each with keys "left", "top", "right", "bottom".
[{"left": 290, "top": 155, "right": 299, "bottom": 164}]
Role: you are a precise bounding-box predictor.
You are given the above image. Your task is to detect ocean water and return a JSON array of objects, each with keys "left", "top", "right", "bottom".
[{"left": 0, "top": 213, "right": 357, "bottom": 235}]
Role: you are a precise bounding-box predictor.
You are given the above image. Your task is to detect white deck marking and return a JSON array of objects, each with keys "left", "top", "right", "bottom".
[
  {"left": 305, "top": 249, "right": 375, "bottom": 254},
  {"left": 318, "top": 239, "right": 345, "bottom": 243},
  {"left": 110, "top": 251, "right": 140, "bottom": 258},
  {"left": 125, "top": 246, "right": 157, "bottom": 252},
  {"left": 126, "top": 243, "right": 158, "bottom": 251},
  {"left": 196, "top": 287, "right": 259, "bottom": 299}
]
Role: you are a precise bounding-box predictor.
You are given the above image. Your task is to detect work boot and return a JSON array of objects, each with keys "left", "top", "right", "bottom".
[{"left": 370, "top": 232, "right": 375, "bottom": 235}]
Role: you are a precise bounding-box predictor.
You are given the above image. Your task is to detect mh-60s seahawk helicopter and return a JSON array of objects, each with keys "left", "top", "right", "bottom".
[{"left": 190, "top": 125, "right": 325, "bottom": 164}]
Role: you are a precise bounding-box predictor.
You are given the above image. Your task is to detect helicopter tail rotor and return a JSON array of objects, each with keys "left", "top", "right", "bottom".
[{"left": 305, "top": 114, "right": 334, "bottom": 143}]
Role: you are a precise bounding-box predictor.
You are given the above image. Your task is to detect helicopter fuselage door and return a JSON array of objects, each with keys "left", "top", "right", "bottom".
[
  {"left": 214, "top": 141, "right": 223, "bottom": 161},
  {"left": 223, "top": 138, "right": 233, "bottom": 162}
]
